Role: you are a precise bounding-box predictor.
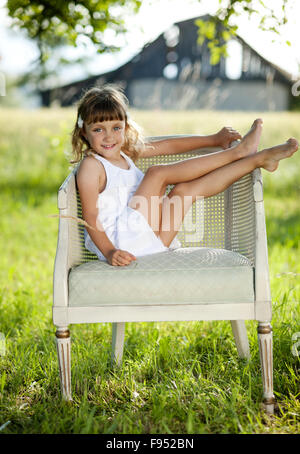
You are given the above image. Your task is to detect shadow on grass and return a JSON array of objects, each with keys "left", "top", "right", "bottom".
[
  {"left": 0, "top": 178, "right": 63, "bottom": 207},
  {"left": 2, "top": 175, "right": 300, "bottom": 247},
  {"left": 266, "top": 209, "right": 300, "bottom": 248}
]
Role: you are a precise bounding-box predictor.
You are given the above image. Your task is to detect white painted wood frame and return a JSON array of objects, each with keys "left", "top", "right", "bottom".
[{"left": 52, "top": 137, "right": 275, "bottom": 412}]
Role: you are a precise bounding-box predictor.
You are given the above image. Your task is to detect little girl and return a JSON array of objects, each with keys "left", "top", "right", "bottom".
[{"left": 72, "top": 84, "right": 298, "bottom": 267}]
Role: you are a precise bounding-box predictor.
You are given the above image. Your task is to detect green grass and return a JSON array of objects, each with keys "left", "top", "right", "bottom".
[{"left": 0, "top": 107, "right": 299, "bottom": 434}]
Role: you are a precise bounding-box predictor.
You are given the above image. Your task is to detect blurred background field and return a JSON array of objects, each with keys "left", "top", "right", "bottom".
[{"left": 0, "top": 107, "right": 299, "bottom": 434}]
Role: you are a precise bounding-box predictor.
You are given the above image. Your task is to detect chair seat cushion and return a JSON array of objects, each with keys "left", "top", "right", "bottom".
[{"left": 68, "top": 247, "right": 254, "bottom": 307}]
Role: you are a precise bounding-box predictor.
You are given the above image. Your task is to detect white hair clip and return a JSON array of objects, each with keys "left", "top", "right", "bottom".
[{"left": 77, "top": 115, "right": 83, "bottom": 128}]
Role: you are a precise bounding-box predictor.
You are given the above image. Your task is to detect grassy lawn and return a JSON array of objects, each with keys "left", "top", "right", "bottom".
[{"left": 0, "top": 107, "right": 299, "bottom": 434}]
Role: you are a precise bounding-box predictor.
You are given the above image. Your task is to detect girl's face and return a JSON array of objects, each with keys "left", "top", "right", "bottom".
[{"left": 83, "top": 119, "right": 126, "bottom": 158}]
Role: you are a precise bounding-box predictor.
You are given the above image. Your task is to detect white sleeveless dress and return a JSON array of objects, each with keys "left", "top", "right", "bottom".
[{"left": 84, "top": 151, "right": 181, "bottom": 261}]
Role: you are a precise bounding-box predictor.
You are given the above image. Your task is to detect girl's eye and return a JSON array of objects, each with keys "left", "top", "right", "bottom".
[{"left": 93, "top": 126, "right": 121, "bottom": 132}]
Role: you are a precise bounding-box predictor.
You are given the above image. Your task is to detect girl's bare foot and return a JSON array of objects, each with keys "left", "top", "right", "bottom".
[
  {"left": 260, "top": 138, "right": 298, "bottom": 172},
  {"left": 236, "top": 118, "right": 263, "bottom": 158}
]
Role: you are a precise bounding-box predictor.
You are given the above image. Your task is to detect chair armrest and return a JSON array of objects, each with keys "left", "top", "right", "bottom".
[
  {"left": 253, "top": 168, "right": 264, "bottom": 202},
  {"left": 53, "top": 168, "right": 78, "bottom": 308},
  {"left": 252, "top": 169, "right": 272, "bottom": 320},
  {"left": 57, "top": 168, "right": 78, "bottom": 209}
]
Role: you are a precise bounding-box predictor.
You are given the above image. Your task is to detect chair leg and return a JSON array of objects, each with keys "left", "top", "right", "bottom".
[
  {"left": 55, "top": 326, "right": 72, "bottom": 401},
  {"left": 111, "top": 322, "right": 125, "bottom": 367},
  {"left": 230, "top": 320, "right": 250, "bottom": 359},
  {"left": 257, "top": 322, "right": 276, "bottom": 414}
]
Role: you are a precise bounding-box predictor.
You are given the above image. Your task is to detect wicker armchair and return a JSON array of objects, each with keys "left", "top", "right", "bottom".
[{"left": 53, "top": 136, "right": 275, "bottom": 413}]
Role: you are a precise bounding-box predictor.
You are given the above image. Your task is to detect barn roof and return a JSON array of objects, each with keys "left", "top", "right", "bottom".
[{"left": 40, "top": 14, "right": 293, "bottom": 107}]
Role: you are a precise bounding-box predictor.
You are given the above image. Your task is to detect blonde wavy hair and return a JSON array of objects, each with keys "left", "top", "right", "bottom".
[{"left": 70, "top": 84, "right": 145, "bottom": 164}]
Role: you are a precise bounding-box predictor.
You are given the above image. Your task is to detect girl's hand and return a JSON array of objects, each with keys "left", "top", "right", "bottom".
[
  {"left": 107, "top": 249, "right": 137, "bottom": 266},
  {"left": 215, "top": 127, "right": 242, "bottom": 149}
]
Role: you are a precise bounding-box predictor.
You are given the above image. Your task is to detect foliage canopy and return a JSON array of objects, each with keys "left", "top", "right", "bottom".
[{"left": 5, "top": 0, "right": 293, "bottom": 85}]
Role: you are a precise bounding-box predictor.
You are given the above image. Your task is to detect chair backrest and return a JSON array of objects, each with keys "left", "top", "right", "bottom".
[{"left": 61, "top": 138, "right": 256, "bottom": 268}]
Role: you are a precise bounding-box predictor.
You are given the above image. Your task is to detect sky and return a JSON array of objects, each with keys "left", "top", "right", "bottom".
[{"left": 0, "top": 0, "right": 300, "bottom": 87}]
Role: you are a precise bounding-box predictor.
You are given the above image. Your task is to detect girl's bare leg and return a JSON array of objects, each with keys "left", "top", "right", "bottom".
[
  {"left": 129, "top": 119, "right": 263, "bottom": 235},
  {"left": 159, "top": 138, "right": 298, "bottom": 247}
]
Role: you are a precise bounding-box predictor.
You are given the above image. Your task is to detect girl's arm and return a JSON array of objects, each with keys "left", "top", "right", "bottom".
[
  {"left": 142, "top": 127, "right": 241, "bottom": 158},
  {"left": 76, "top": 157, "right": 136, "bottom": 266},
  {"left": 76, "top": 157, "right": 116, "bottom": 258}
]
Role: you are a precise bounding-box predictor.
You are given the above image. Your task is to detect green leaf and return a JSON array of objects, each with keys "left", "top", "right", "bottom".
[{"left": 222, "top": 30, "right": 231, "bottom": 41}]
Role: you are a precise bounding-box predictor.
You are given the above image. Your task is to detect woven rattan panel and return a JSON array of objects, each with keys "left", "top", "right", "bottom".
[
  {"left": 230, "top": 174, "right": 256, "bottom": 263},
  {"left": 67, "top": 173, "right": 92, "bottom": 267},
  {"left": 70, "top": 149, "right": 256, "bottom": 266}
]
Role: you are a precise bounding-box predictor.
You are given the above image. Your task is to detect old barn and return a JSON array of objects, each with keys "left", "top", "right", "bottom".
[{"left": 41, "top": 15, "right": 293, "bottom": 111}]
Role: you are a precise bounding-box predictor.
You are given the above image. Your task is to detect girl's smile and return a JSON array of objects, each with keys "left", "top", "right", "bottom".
[{"left": 102, "top": 144, "right": 116, "bottom": 149}]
